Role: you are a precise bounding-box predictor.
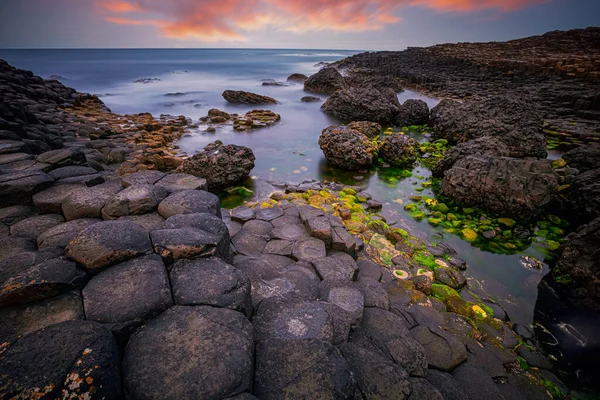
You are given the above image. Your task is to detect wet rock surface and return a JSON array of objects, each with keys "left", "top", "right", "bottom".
[
  {"left": 321, "top": 86, "right": 401, "bottom": 124},
  {"left": 222, "top": 89, "right": 277, "bottom": 104},
  {"left": 304, "top": 67, "right": 346, "bottom": 94},
  {"left": 318, "top": 124, "right": 376, "bottom": 170}
]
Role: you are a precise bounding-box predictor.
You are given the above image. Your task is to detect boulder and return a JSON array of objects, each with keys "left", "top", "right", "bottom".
[
  {"left": 441, "top": 155, "right": 558, "bottom": 220},
  {"left": 452, "top": 361, "right": 506, "bottom": 400},
  {"left": 121, "top": 170, "right": 166, "bottom": 187},
  {"left": 124, "top": 306, "right": 253, "bottom": 400},
  {"left": 61, "top": 182, "right": 123, "bottom": 221},
  {"left": 157, "top": 189, "right": 221, "bottom": 219},
  {"left": 563, "top": 143, "right": 600, "bottom": 172},
  {"left": 0, "top": 321, "right": 122, "bottom": 400},
  {"left": 410, "top": 325, "right": 467, "bottom": 371},
  {"left": 0, "top": 170, "right": 54, "bottom": 207},
  {"left": 304, "top": 67, "right": 346, "bottom": 94},
  {"left": 32, "top": 183, "right": 85, "bottom": 213},
  {"left": 9, "top": 213, "right": 64, "bottom": 239},
  {"left": 397, "top": 99, "right": 430, "bottom": 126},
  {"left": 35, "top": 148, "right": 86, "bottom": 168},
  {"left": 0, "top": 204, "right": 36, "bottom": 225},
  {"left": 318, "top": 125, "right": 376, "bottom": 170},
  {"left": 48, "top": 165, "right": 97, "bottom": 180},
  {"left": 287, "top": 73, "right": 309, "bottom": 82},
  {"left": 66, "top": 220, "right": 153, "bottom": 271},
  {"left": 433, "top": 136, "right": 511, "bottom": 177},
  {"left": 222, "top": 90, "right": 276, "bottom": 104},
  {"left": 408, "top": 378, "right": 444, "bottom": 400},
  {"left": 101, "top": 184, "right": 168, "bottom": 219},
  {"left": 170, "top": 257, "right": 252, "bottom": 317},
  {"left": 153, "top": 172, "right": 207, "bottom": 193},
  {"left": 254, "top": 339, "right": 356, "bottom": 398},
  {"left": 180, "top": 141, "right": 255, "bottom": 189},
  {"left": 379, "top": 133, "right": 419, "bottom": 168},
  {"left": 566, "top": 168, "right": 600, "bottom": 222},
  {"left": 347, "top": 121, "right": 382, "bottom": 139},
  {"left": 82, "top": 255, "right": 173, "bottom": 332},
  {"left": 426, "top": 369, "right": 470, "bottom": 400},
  {"left": 321, "top": 86, "right": 401, "bottom": 124},
  {"left": 430, "top": 96, "right": 547, "bottom": 158},
  {"left": 37, "top": 218, "right": 100, "bottom": 249},
  {"left": 292, "top": 237, "right": 327, "bottom": 262}
]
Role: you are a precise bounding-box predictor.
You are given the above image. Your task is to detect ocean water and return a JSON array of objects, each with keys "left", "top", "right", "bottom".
[{"left": 0, "top": 48, "right": 552, "bottom": 326}]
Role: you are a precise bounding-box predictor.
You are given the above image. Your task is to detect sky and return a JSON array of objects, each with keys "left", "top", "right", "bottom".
[{"left": 0, "top": 0, "right": 598, "bottom": 50}]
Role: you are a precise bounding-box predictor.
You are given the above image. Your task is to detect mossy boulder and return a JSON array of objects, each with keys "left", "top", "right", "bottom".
[{"left": 379, "top": 134, "right": 418, "bottom": 168}]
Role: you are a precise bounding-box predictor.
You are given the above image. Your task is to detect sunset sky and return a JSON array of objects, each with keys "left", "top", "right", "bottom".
[{"left": 0, "top": 0, "right": 598, "bottom": 49}]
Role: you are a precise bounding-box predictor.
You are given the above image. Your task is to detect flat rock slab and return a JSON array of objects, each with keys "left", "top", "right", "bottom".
[
  {"left": 253, "top": 300, "right": 334, "bottom": 342},
  {"left": 231, "top": 206, "right": 255, "bottom": 222},
  {"left": 357, "top": 277, "right": 390, "bottom": 309},
  {"left": 410, "top": 325, "right": 467, "bottom": 372},
  {"left": 322, "top": 284, "right": 365, "bottom": 325},
  {"left": 66, "top": 220, "right": 153, "bottom": 271},
  {"left": 263, "top": 239, "right": 294, "bottom": 256},
  {"left": 0, "top": 257, "right": 87, "bottom": 307},
  {"left": 306, "top": 215, "right": 332, "bottom": 244},
  {"left": 254, "top": 339, "right": 355, "bottom": 399},
  {"left": 0, "top": 159, "right": 49, "bottom": 174},
  {"left": 0, "top": 205, "right": 37, "bottom": 225},
  {"left": 0, "top": 321, "right": 122, "bottom": 399},
  {"left": 121, "top": 170, "right": 166, "bottom": 187},
  {"left": 0, "top": 170, "right": 54, "bottom": 207},
  {"left": 37, "top": 218, "right": 100, "bottom": 249},
  {"left": 151, "top": 227, "right": 227, "bottom": 264},
  {"left": 313, "top": 256, "right": 358, "bottom": 282},
  {"left": 61, "top": 183, "right": 122, "bottom": 221},
  {"left": 233, "top": 254, "right": 295, "bottom": 281},
  {"left": 82, "top": 254, "right": 172, "bottom": 332},
  {"left": 271, "top": 223, "right": 309, "bottom": 241},
  {"left": 56, "top": 173, "right": 104, "bottom": 186},
  {"left": 452, "top": 361, "right": 506, "bottom": 400},
  {"left": 35, "top": 148, "right": 86, "bottom": 167},
  {"left": 232, "top": 230, "right": 267, "bottom": 256},
  {"left": 292, "top": 237, "right": 327, "bottom": 262},
  {"left": 170, "top": 257, "right": 251, "bottom": 317},
  {"left": 32, "top": 183, "right": 85, "bottom": 214},
  {"left": 255, "top": 206, "right": 284, "bottom": 221},
  {"left": 408, "top": 378, "right": 444, "bottom": 400},
  {"left": 118, "top": 212, "right": 165, "bottom": 231},
  {"left": 0, "top": 152, "right": 32, "bottom": 165},
  {"left": 0, "top": 140, "right": 30, "bottom": 154},
  {"left": 124, "top": 306, "right": 253, "bottom": 400},
  {"left": 426, "top": 369, "right": 469, "bottom": 400},
  {"left": 48, "top": 165, "right": 97, "bottom": 180},
  {"left": 158, "top": 189, "right": 221, "bottom": 219},
  {"left": 154, "top": 173, "right": 207, "bottom": 193},
  {"left": 0, "top": 291, "right": 83, "bottom": 341},
  {"left": 241, "top": 219, "right": 273, "bottom": 238},
  {"left": 9, "top": 213, "right": 64, "bottom": 239},
  {"left": 101, "top": 184, "right": 168, "bottom": 219},
  {"left": 250, "top": 269, "right": 319, "bottom": 306}
]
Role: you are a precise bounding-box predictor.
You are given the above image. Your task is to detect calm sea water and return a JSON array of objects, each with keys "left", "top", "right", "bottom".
[{"left": 0, "top": 49, "right": 552, "bottom": 326}]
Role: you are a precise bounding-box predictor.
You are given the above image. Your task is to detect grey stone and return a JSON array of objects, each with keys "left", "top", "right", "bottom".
[
  {"left": 425, "top": 369, "right": 469, "bottom": 400},
  {"left": 312, "top": 256, "right": 358, "bottom": 282},
  {"left": 9, "top": 214, "right": 64, "bottom": 239},
  {"left": 0, "top": 170, "right": 54, "bottom": 207},
  {"left": 410, "top": 325, "right": 467, "bottom": 371},
  {"left": 121, "top": 170, "right": 166, "bottom": 187},
  {"left": 48, "top": 166, "right": 97, "bottom": 180},
  {"left": 37, "top": 218, "right": 100, "bottom": 249},
  {"left": 154, "top": 172, "right": 207, "bottom": 193},
  {"left": 32, "top": 183, "right": 85, "bottom": 214},
  {"left": 452, "top": 361, "right": 505, "bottom": 400},
  {"left": 255, "top": 206, "right": 284, "bottom": 221},
  {"left": 118, "top": 212, "right": 165, "bottom": 231},
  {"left": 157, "top": 189, "right": 221, "bottom": 219},
  {"left": 61, "top": 183, "right": 122, "bottom": 220},
  {"left": 408, "top": 378, "right": 444, "bottom": 400},
  {"left": 101, "top": 184, "right": 168, "bottom": 219}
]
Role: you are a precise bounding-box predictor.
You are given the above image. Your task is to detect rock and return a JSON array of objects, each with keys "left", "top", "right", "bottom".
[
  {"left": 231, "top": 206, "right": 255, "bottom": 222},
  {"left": 0, "top": 321, "right": 122, "bottom": 399},
  {"left": 433, "top": 136, "right": 511, "bottom": 177},
  {"left": 118, "top": 212, "right": 165, "bottom": 231},
  {"left": 347, "top": 121, "right": 382, "bottom": 139},
  {"left": 37, "top": 218, "right": 100, "bottom": 248},
  {"left": 66, "top": 220, "right": 152, "bottom": 271},
  {"left": 121, "top": 170, "right": 166, "bottom": 187},
  {"left": 301, "top": 96, "right": 321, "bottom": 102},
  {"left": 397, "top": 99, "right": 430, "bottom": 126},
  {"left": 465, "top": 340, "right": 508, "bottom": 378},
  {"left": 321, "top": 283, "right": 365, "bottom": 325},
  {"left": 441, "top": 155, "right": 558, "bottom": 220},
  {"left": 425, "top": 369, "right": 469, "bottom": 400},
  {"left": 154, "top": 172, "right": 207, "bottom": 193},
  {"left": 250, "top": 268, "right": 319, "bottom": 307},
  {"left": 272, "top": 223, "right": 309, "bottom": 241},
  {"left": 410, "top": 325, "right": 467, "bottom": 371},
  {"left": 264, "top": 239, "right": 294, "bottom": 256},
  {"left": 32, "top": 183, "right": 85, "bottom": 213},
  {"left": 0, "top": 256, "right": 86, "bottom": 307},
  {"left": 61, "top": 182, "right": 123, "bottom": 221},
  {"left": 9, "top": 213, "right": 64, "bottom": 239},
  {"left": 357, "top": 259, "right": 383, "bottom": 281},
  {"left": 332, "top": 226, "right": 357, "bottom": 255},
  {"left": 255, "top": 206, "right": 284, "bottom": 222},
  {"left": 232, "top": 230, "right": 268, "bottom": 255},
  {"left": 379, "top": 133, "right": 419, "bottom": 168},
  {"left": 434, "top": 267, "right": 467, "bottom": 290},
  {"left": 0, "top": 205, "right": 36, "bottom": 225},
  {"left": 361, "top": 308, "right": 427, "bottom": 376},
  {"left": 0, "top": 235, "right": 36, "bottom": 263},
  {"left": 552, "top": 217, "right": 600, "bottom": 310},
  {"left": 312, "top": 256, "right": 358, "bottom": 282},
  {"left": 253, "top": 299, "right": 334, "bottom": 341},
  {"left": 357, "top": 277, "right": 390, "bottom": 309},
  {"left": 0, "top": 140, "right": 31, "bottom": 154},
  {"left": 0, "top": 291, "right": 84, "bottom": 341},
  {"left": 515, "top": 345, "right": 553, "bottom": 370},
  {"left": 287, "top": 73, "right": 308, "bottom": 82},
  {"left": 318, "top": 124, "right": 377, "bottom": 170},
  {"left": 0, "top": 170, "right": 54, "bottom": 207},
  {"left": 35, "top": 148, "right": 86, "bottom": 168},
  {"left": 321, "top": 86, "right": 401, "bottom": 124},
  {"left": 101, "top": 184, "right": 168, "bottom": 219},
  {"left": 180, "top": 141, "right": 255, "bottom": 189},
  {"left": 567, "top": 168, "right": 600, "bottom": 222},
  {"left": 292, "top": 237, "right": 327, "bottom": 262},
  {"left": 0, "top": 159, "right": 49, "bottom": 174},
  {"left": 222, "top": 90, "right": 277, "bottom": 104},
  {"left": 408, "top": 378, "right": 444, "bottom": 400},
  {"left": 305, "top": 215, "right": 332, "bottom": 244},
  {"left": 304, "top": 67, "right": 346, "bottom": 94},
  {"left": 170, "top": 257, "right": 251, "bottom": 317},
  {"left": 158, "top": 189, "right": 221, "bottom": 219},
  {"left": 452, "top": 361, "right": 505, "bottom": 400},
  {"left": 82, "top": 255, "right": 172, "bottom": 332},
  {"left": 563, "top": 144, "right": 600, "bottom": 172},
  {"left": 430, "top": 96, "right": 547, "bottom": 158},
  {"left": 48, "top": 165, "right": 97, "bottom": 180},
  {"left": 124, "top": 306, "right": 253, "bottom": 400}
]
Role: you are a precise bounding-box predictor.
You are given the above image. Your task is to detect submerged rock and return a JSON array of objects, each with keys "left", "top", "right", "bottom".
[
  {"left": 180, "top": 141, "right": 255, "bottom": 189},
  {"left": 379, "top": 133, "right": 419, "bottom": 168},
  {"left": 301, "top": 96, "right": 322, "bottom": 103},
  {"left": 287, "top": 73, "right": 308, "bottom": 82},
  {"left": 321, "top": 86, "right": 401, "bottom": 124},
  {"left": 222, "top": 90, "right": 276, "bottom": 105},
  {"left": 319, "top": 125, "right": 376, "bottom": 170},
  {"left": 304, "top": 67, "right": 346, "bottom": 94}
]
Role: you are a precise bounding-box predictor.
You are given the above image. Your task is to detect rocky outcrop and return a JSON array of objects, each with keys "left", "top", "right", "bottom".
[
  {"left": 318, "top": 125, "right": 376, "bottom": 170},
  {"left": 304, "top": 68, "right": 346, "bottom": 94},
  {"left": 347, "top": 121, "right": 382, "bottom": 139},
  {"left": 379, "top": 134, "right": 419, "bottom": 168},
  {"left": 222, "top": 90, "right": 277, "bottom": 105},
  {"left": 563, "top": 143, "right": 600, "bottom": 172},
  {"left": 430, "top": 96, "right": 547, "bottom": 159},
  {"left": 440, "top": 155, "right": 558, "bottom": 220},
  {"left": 397, "top": 99, "right": 430, "bottom": 126},
  {"left": 433, "top": 137, "right": 511, "bottom": 177},
  {"left": 287, "top": 73, "right": 308, "bottom": 82},
  {"left": 199, "top": 108, "right": 281, "bottom": 132},
  {"left": 321, "top": 86, "right": 401, "bottom": 124},
  {"left": 179, "top": 141, "right": 255, "bottom": 189}
]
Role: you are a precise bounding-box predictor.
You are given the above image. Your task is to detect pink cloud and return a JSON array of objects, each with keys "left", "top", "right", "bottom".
[{"left": 95, "top": 0, "right": 551, "bottom": 42}]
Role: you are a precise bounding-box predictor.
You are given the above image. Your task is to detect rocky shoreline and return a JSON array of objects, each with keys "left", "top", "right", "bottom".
[{"left": 0, "top": 28, "right": 598, "bottom": 399}]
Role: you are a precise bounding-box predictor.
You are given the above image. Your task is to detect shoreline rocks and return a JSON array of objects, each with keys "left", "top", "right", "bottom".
[{"left": 222, "top": 90, "right": 277, "bottom": 105}]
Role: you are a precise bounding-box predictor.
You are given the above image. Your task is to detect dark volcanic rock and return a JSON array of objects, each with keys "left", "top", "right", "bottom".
[
  {"left": 222, "top": 90, "right": 277, "bottom": 104},
  {"left": 304, "top": 67, "right": 346, "bottom": 94},
  {"left": 397, "top": 99, "right": 430, "bottom": 126},
  {"left": 124, "top": 306, "right": 253, "bottom": 400},
  {"left": 301, "top": 96, "right": 321, "bottom": 102},
  {"left": 321, "top": 86, "right": 401, "bottom": 124},
  {"left": 563, "top": 144, "right": 600, "bottom": 172},
  {"left": 452, "top": 361, "right": 505, "bottom": 400},
  {"left": 347, "top": 121, "right": 382, "bottom": 139},
  {"left": 0, "top": 321, "right": 122, "bottom": 400},
  {"left": 180, "top": 141, "right": 255, "bottom": 189},
  {"left": 379, "top": 133, "right": 419, "bottom": 168},
  {"left": 153, "top": 172, "right": 208, "bottom": 193},
  {"left": 121, "top": 170, "right": 166, "bottom": 187},
  {"left": 35, "top": 148, "right": 86, "bottom": 168},
  {"left": 410, "top": 325, "right": 467, "bottom": 371},
  {"left": 9, "top": 213, "right": 64, "bottom": 239},
  {"left": 254, "top": 339, "right": 356, "bottom": 399},
  {"left": 318, "top": 124, "right": 376, "bottom": 170},
  {"left": 426, "top": 369, "right": 469, "bottom": 400},
  {"left": 433, "top": 136, "right": 511, "bottom": 177},
  {"left": 37, "top": 218, "right": 100, "bottom": 249},
  {"left": 61, "top": 183, "right": 123, "bottom": 221},
  {"left": 157, "top": 189, "right": 221, "bottom": 219},
  {"left": 430, "top": 96, "right": 547, "bottom": 158},
  {"left": 287, "top": 73, "right": 309, "bottom": 82},
  {"left": 0, "top": 170, "right": 54, "bottom": 207},
  {"left": 32, "top": 183, "right": 84, "bottom": 214},
  {"left": 82, "top": 255, "right": 172, "bottom": 331},
  {"left": 101, "top": 184, "right": 168, "bottom": 219},
  {"left": 66, "top": 220, "right": 152, "bottom": 271},
  {"left": 441, "top": 155, "right": 558, "bottom": 219},
  {"left": 567, "top": 168, "right": 600, "bottom": 222}
]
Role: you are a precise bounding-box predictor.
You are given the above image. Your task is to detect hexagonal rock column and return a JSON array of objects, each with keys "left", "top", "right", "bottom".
[
  {"left": 101, "top": 184, "right": 168, "bottom": 220},
  {"left": 157, "top": 189, "right": 221, "bottom": 219},
  {"left": 0, "top": 321, "right": 122, "bottom": 399},
  {"left": 123, "top": 306, "right": 253, "bottom": 400}
]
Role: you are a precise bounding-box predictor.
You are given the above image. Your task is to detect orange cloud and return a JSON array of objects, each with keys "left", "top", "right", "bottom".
[{"left": 95, "top": 0, "right": 551, "bottom": 42}]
